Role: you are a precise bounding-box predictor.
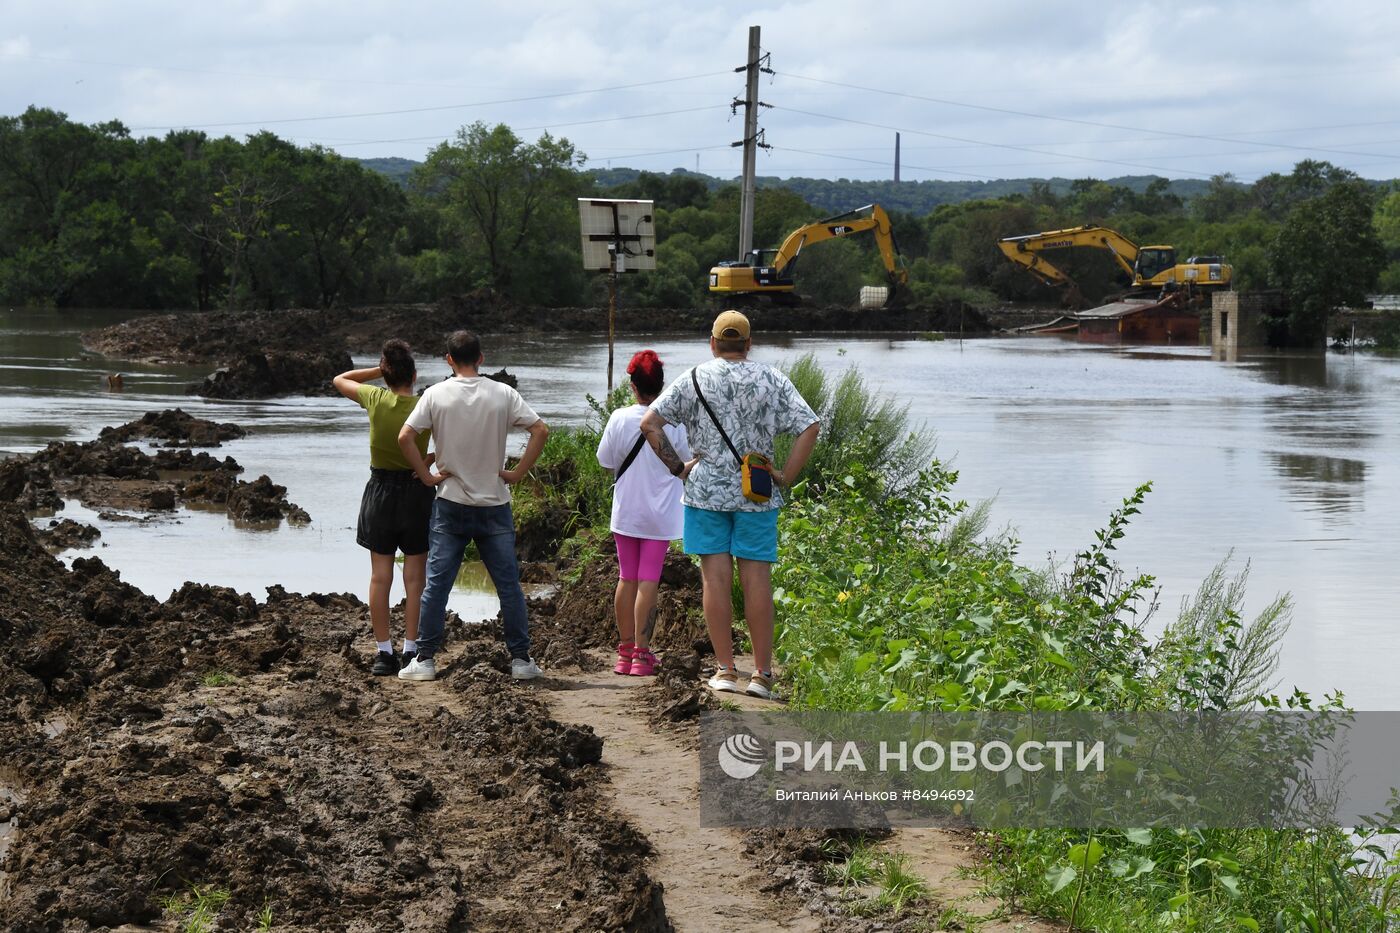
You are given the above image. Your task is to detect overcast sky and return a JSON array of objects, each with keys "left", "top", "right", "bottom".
[{"left": 3, "top": 0, "right": 1398, "bottom": 183}]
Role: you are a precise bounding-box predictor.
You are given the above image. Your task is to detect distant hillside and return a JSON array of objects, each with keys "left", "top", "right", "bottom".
[
  {"left": 754, "top": 174, "right": 1217, "bottom": 214},
  {"left": 354, "top": 157, "right": 420, "bottom": 188},
  {"left": 357, "top": 158, "right": 1218, "bottom": 212},
  {"left": 586, "top": 167, "right": 1218, "bottom": 213}
]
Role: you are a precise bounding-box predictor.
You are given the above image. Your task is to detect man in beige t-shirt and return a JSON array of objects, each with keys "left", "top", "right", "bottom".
[{"left": 396, "top": 330, "right": 549, "bottom": 682}]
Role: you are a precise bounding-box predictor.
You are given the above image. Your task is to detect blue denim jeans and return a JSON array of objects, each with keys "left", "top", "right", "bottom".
[{"left": 416, "top": 499, "right": 530, "bottom": 661}]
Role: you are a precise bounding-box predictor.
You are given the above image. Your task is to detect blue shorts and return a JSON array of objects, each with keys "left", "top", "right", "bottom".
[{"left": 683, "top": 506, "right": 779, "bottom": 563}]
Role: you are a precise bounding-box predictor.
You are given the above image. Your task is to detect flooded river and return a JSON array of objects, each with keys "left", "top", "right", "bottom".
[{"left": 2, "top": 308, "right": 1397, "bottom": 707}]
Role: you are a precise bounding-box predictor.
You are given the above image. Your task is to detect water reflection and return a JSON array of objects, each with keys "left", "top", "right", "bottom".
[
  {"left": 1265, "top": 451, "right": 1367, "bottom": 517},
  {"left": 1247, "top": 352, "right": 1329, "bottom": 389}
]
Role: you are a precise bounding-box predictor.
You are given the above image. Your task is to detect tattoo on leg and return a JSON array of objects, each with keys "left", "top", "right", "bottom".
[{"left": 642, "top": 607, "right": 658, "bottom": 641}]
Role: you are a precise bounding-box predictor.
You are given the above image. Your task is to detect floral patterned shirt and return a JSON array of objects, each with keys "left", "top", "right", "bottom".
[{"left": 650, "top": 357, "right": 818, "bottom": 513}]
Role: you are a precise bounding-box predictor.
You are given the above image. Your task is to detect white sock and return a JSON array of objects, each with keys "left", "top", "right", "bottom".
[
  {"left": 403, "top": 639, "right": 417, "bottom": 653},
  {"left": 376, "top": 640, "right": 392, "bottom": 654}
]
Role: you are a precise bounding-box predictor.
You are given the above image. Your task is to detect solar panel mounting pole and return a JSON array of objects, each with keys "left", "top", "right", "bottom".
[{"left": 607, "top": 202, "right": 622, "bottom": 391}]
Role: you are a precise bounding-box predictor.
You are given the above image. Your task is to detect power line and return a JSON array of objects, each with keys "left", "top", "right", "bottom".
[
  {"left": 581, "top": 144, "right": 731, "bottom": 164},
  {"left": 774, "top": 71, "right": 1400, "bottom": 163},
  {"left": 127, "top": 71, "right": 730, "bottom": 131},
  {"left": 295, "top": 105, "right": 729, "bottom": 148},
  {"left": 771, "top": 104, "right": 1222, "bottom": 178},
  {"left": 1, "top": 51, "right": 529, "bottom": 92}
]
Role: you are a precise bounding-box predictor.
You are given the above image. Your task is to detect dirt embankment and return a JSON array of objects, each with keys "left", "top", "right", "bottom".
[
  {"left": 98, "top": 407, "right": 247, "bottom": 446},
  {"left": 0, "top": 411, "right": 308, "bottom": 525},
  {"left": 84, "top": 290, "right": 996, "bottom": 367},
  {"left": 192, "top": 349, "right": 354, "bottom": 399},
  {"left": 0, "top": 506, "right": 667, "bottom": 931}
]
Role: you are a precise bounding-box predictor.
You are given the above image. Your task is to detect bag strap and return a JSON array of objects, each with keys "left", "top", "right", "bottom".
[
  {"left": 614, "top": 434, "right": 648, "bottom": 480},
  {"left": 692, "top": 367, "right": 743, "bottom": 467}
]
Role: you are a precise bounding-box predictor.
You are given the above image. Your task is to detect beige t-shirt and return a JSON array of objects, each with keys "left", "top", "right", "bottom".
[{"left": 405, "top": 376, "right": 540, "bottom": 507}]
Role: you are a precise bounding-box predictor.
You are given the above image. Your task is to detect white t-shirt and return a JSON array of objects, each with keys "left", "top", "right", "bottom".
[
  {"left": 405, "top": 376, "right": 540, "bottom": 507},
  {"left": 596, "top": 404, "right": 689, "bottom": 540}
]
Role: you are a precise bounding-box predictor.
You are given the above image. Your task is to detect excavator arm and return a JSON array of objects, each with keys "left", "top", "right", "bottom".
[
  {"left": 772, "top": 204, "right": 909, "bottom": 288},
  {"left": 997, "top": 225, "right": 1142, "bottom": 287}
]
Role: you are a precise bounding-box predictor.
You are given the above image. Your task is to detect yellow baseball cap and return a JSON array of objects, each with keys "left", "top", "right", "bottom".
[{"left": 711, "top": 310, "right": 751, "bottom": 340}]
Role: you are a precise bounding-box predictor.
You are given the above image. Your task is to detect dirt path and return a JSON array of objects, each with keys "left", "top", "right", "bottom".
[
  {"left": 886, "top": 830, "right": 1061, "bottom": 932},
  {"left": 541, "top": 649, "right": 1059, "bottom": 932},
  {"left": 543, "top": 655, "right": 822, "bottom": 932}
]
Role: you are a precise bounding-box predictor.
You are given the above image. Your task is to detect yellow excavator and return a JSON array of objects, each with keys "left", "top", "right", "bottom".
[
  {"left": 997, "top": 225, "right": 1231, "bottom": 306},
  {"left": 708, "top": 204, "right": 909, "bottom": 305}
]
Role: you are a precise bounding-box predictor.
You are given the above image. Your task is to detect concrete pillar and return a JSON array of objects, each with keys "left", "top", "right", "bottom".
[{"left": 1211, "top": 292, "right": 1273, "bottom": 359}]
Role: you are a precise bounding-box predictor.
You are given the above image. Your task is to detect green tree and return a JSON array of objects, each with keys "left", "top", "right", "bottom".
[
  {"left": 415, "top": 122, "right": 584, "bottom": 296},
  {"left": 1269, "top": 180, "right": 1385, "bottom": 344},
  {"left": 289, "top": 148, "right": 406, "bottom": 307}
]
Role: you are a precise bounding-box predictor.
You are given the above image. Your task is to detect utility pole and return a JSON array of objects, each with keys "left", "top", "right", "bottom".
[
  {"left": 732, "top": 25, "right": 771, "bottom": 262},
  {"left": 894, "top": 132, "right": 901, "bottom": 183}
]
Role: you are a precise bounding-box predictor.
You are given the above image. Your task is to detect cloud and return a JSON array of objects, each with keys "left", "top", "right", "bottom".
[{"left": 0, "top": 0, "right": 1397, "bottom": 182}]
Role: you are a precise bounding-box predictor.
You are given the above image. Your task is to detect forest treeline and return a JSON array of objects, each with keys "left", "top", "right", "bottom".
[{"left": 2, "top": 106, "right": 1397, "bottom": 341}]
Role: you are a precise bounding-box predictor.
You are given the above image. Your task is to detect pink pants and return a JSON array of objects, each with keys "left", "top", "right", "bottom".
[{"left": 614, "top": 533, "right": 669, "bottom": 582}]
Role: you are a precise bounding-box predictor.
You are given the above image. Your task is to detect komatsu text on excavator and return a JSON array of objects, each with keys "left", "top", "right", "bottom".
[
  {"left": 997, "top": 225, "right": 1231, "bottom": 306},
  {"left": 708, "top": 204, "right": 909, "bottom": 306}
]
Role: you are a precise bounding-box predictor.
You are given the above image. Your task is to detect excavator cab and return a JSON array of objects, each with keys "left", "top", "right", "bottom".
[{"left": 1133, "top": 247, "right": 1177, "bottom": 283}]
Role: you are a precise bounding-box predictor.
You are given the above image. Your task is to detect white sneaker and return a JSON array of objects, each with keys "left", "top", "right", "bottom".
[
  {"left": 511, "top": 658, "right": 543, "bottom": 681},
  {"left": 707, "top": 667, "right": 742, "bottom": 693},
  {"left": 398, "top": 656, "right": 436, "bottom": 682}
]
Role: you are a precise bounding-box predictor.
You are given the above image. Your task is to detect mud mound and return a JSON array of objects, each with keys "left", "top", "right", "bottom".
[
  {"left": 554, "top": 546, "right": 707, "bottom": 654},
  {"left": 178, "top": 471, "right": 311, "bottom": 524},
  {"left": 0, "top": 457, "right": 62, "bottom": 512},
  {"left": 83, "top": 304, "right": 355, "bottom": 364},
  {"left": 33, "top": 518, "right": 100, "bottom": 551},
  {"left": 0, "top": 505, "right": 669, "bottom": 932},
  {"left": 193, "top": 349, "right": 353, "bottom": 399},
  {"left": 1, "top": 430, "right": 308, "bottom": 525},
  {"left": 99, "top": 408, "right": 247, "bottom": 447},
  {"left": 33, "top": 438, "right": 157, "bottom": 480},
  {"left": 153, "top": 448, "right": 242, "bottom": 473},
  {"left": 647, "top": 650, "right": 715, "bottom": 724}
]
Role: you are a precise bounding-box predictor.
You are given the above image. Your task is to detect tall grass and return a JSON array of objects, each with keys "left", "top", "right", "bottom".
[
  {"left": 764, "top": 368, "right": 1398, "bottom": 931},
  {"left": 780, "top": 353, "right": 934, "bottom": 495}
]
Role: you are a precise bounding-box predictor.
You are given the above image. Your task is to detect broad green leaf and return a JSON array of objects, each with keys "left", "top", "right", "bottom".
[
  {"left": 1067, "top": 838, "right": 1104, "bottom": 872},
  {"left": 1126, "top": 857, "right": 1157, "bottom": 880},
  {"left": 1045, "top": 863, "right": 1077, "bottom": 895}
]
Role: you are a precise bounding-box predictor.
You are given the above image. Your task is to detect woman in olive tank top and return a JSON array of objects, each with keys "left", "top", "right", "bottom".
[{"left": 333, "top": 340, "right": 436, "bottom": 677}]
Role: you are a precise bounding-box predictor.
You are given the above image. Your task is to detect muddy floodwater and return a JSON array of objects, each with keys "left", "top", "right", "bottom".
[{"left": 3, "top": 308, "right": 1398, "bottom": 708}]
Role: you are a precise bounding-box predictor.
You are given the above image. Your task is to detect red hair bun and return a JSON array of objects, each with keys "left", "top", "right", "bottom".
[{"left": 626, "top": 349, "right": 664, "bottom": 396}]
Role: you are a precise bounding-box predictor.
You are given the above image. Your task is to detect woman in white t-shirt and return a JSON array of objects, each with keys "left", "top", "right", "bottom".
[{"left": 596, "top": 350, "right": 690, "bottom": 677}]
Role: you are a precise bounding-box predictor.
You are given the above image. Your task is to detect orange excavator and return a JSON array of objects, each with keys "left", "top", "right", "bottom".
[{"left": 708, "top": 204, "right": 909, "bottom": 306}]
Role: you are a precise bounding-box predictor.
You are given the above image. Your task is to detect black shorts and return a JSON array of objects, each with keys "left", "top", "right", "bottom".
[{"left": 356, "top": 469, "right": 436, "bottom": 556}]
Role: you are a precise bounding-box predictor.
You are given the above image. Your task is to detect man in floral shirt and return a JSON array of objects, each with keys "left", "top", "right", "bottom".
[{"left": 641, "top": 310, "right": 820, "bottom": 699}]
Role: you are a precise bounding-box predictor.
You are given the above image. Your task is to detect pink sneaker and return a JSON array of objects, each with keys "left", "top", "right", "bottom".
[
  {"left": 628, "top": 649, "right": 657, "bottom": 677},
  {"left": 614, "top": 642, "right": 635, "bottom": 675}
]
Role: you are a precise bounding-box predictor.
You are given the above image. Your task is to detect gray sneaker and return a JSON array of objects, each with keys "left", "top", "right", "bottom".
[
  {"left": 398, "top": 656, "right": 436, "bottom": 682},
  {"left": 511, "top": 658, "right": 543, "bottom": 681}
]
